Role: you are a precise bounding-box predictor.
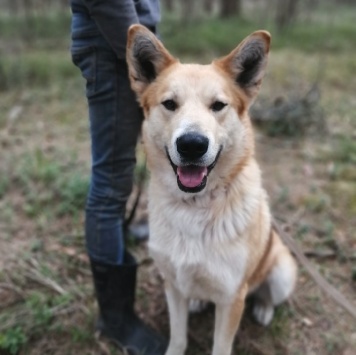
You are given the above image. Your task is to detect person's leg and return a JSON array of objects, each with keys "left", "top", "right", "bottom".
[
  {"left": 84, "top": 47, "right": 141, "bottom": 266},
  {"left": 70, "top": 5, "right": 166, "bottom": 353}
]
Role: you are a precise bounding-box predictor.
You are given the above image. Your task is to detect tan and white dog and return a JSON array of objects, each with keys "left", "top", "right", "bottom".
[{"left": 126, "top": 25, "right": 297, "bottom": 355}]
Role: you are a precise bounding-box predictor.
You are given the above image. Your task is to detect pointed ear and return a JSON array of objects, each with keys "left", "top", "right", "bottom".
[
  {"left": 126, "top": 25, "right": 176, "bottom": 96},
  {"left": 214, "top": 31, "right": 271, "bottom": 100}
]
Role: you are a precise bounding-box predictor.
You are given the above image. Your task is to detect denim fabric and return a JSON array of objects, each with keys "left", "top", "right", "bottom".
[
  {"left": 71, "top": 7, "right": 143, "bottom": 265},
  {"left": 71, "top": 0, "right": 160, "bottom": 59}
]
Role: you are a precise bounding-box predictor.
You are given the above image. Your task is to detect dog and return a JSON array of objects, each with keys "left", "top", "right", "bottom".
[{"left": 126, "top": 25, "right": 297, "bottom": 355}]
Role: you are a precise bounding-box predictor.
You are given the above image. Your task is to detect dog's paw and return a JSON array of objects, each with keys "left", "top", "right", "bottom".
[
  {"left": 253, "top": 302, "right": 274, "bottom": 326},
  {"left": 188, "top": 299, "right": 208, "bottom": 313}
]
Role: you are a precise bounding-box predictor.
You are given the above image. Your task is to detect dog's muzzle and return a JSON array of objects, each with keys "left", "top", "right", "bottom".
[{"left": 166, "top": 133, "right": 222, "bottom": 193}]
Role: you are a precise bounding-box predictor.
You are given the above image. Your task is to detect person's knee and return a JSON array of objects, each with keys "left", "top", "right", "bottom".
[
  {"left": 86, "top": 172, "right": 134, "bottom": 216},
  {"left": 85, "top": 208, "right": 125, "bottom": 264}
]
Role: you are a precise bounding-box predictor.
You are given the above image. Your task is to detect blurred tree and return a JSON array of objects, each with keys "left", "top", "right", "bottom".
[
  {"left": 220, "top": 0, "right": 241, "bottom": 18},
  {"left": 164, "top": 0, "right": 174, "bottom": 12},
  {"left": 7, "top": 0, "right": 20, "bottom": 15},
  {"left": 275, "top": 0, "right": 300, "bottom": 31},
  {"left": 204, "top": 0, "right": 215, "bottom": 13},
  {"left": 181, "top": 0, "right": 196, "bottom": 22},
  {"left": 1, "top": 0, "right": 69, "bottom": 15},
  {"left": 23, "top": 0, "right": 34, "bottom": 16}
]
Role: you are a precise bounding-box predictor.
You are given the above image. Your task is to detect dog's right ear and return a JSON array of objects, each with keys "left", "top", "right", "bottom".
[{"left": 126, "top": 25, "right": 176, "bottom": 96}]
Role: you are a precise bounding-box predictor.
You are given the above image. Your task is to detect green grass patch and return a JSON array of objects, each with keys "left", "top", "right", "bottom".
[
  {"left": 14, "top": 149, "right": 89, "bottom": 219},
  {"left": 0, "top": 326, "right": 28, "bottom": 355},
  {"left": 0, "top": 50, "right": 77, "bottom": 91},
  {"left": 0, "top": 176, "right": 10, "bottom": 199},
  {"left": 26, "top": 292, "right": 54, "bottom": 329},
  {"left": 0, "top": 251, "right": 93, "bottom": 354},
  {"left": 0, "top": 12, "right": 70, "bottom": 42},
  {"left": 160, "top": 15, "right": 259, "bottom": 58},
  {"left": 160, "top": 5, "right": 356, "bottom": 58},
  {"left": 329, "top": 138, "right": 356, "bottom": 164},
  {"left": 318, "top": 137, "right": 356, "bottom": 189},
  {"left": 69, "top": 326, "right": 92, "bottom": 343},
  {"left": 326, "top": 181, "right": 356, "bottom": 215},
  {"left": 16, "top": 149, "right": 61, "bottom": 187},
  {"left": 301, "top": 190, "right": 331, "bottom": 213},
  {"left": 268, "top": 304, "right": 293, "bottom": 339},
  {"left": 56, "top": 172, "right": 90, "bottom": 216}
]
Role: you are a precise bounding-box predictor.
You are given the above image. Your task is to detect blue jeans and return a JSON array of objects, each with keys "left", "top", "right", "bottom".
[{"left": 71, "top": 7, "right": 143, "bottom": 264}]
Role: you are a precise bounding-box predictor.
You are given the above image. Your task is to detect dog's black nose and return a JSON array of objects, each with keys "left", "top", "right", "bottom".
[{"left": 176, "top": 132, "right": 209, "bottom": 159}]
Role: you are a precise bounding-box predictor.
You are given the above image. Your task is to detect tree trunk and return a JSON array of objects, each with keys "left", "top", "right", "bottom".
[
  {"left": 204, "top": 0, "right": 214, "bottom": 14},
  {"left": 275, "top": 0, "right": 300, "bottom": 31},
  {"left": 7, "top": 0, "right": 19, "bottom": 15},
  {"left": 181, "top": 0, "right": 195, "bottom": 22},
  {"left": 164, "top": 0, "right": 174, "bottom": 12},
  {"left": 220, "top": 0, "right": 241, "bottom": 19}
]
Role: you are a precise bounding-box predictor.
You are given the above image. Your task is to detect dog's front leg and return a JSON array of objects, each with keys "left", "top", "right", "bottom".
[
  {"left": 212, "top": 284, "right": 248, "bottom": 355},
  {"left": 165, "top": 282, "right": 189, "bottom": 355}
]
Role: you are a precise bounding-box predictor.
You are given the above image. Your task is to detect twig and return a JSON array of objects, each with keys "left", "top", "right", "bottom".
[
  {"left": 24, "top": 269, "right": 67, "bottom": 295},
  {"left": 0, "top": 282, "right": 24, "bottom": 297},
  {"left": 25, "top": 257, "right": 67, "bottom": 295},
  {"left": 288, "top": 207, "right": 306, "bottom": 227},
  {"left": 0, "top": 309, "right": 29, "bottom": 332},
  {"left": 95, "top": 338, "right": 114, "bottom": 355},
  {"left": 303, "top": 249, "right": 336, "bottom": 259},
  {"left": 51, "top": 303, "right": 89, "bottom": 316},
  {"left": 273, "top": 220, "right": 356, "bottom": 320}
]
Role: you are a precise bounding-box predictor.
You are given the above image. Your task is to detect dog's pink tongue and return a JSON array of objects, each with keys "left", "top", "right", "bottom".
[{"left": 177, "top": 166, "right": 207, "bottom": 188}]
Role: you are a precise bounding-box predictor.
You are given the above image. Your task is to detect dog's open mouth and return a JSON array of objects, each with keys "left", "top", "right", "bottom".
[
  {"left": 177, "top": 165, "right": 208, "bottom": 192},
  {"left": 166, "top": 147, "right": 222, "bottom": 193}
]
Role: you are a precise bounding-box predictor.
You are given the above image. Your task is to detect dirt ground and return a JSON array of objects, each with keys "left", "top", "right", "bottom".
[{"left": 1, "top": 85, "right": 356, "bottom": 354}]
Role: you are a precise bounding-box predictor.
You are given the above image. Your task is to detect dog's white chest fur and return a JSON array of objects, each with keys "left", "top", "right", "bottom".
[
  {"left": 151, "top": 234, "right": 247, "bottom": 303},
  {"left": 147, "top": 180, "right": 260, "bottom": 304}
]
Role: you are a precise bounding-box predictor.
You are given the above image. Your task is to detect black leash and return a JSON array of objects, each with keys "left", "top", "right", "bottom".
[{"left": 123, "top": 159, "right": 147, "bottom": 231}]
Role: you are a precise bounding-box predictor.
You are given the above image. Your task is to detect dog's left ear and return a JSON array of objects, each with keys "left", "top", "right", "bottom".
[
  {"left": 126, "top": 25, "right": 176, "bottom": 96},
  {"left": 214, "top": 31, "right": 271, "bottom": 100}
]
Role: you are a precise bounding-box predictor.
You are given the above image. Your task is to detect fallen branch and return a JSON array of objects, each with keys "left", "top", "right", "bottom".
[
  {"left": 0, "top": 282, "right": 24, "bottom": 297},
  {"left": 273, "top": 220, "right": 356, "bottom": 320},
  {"left": 24, "top": 270, "right": 67, "bottom": 295},
  {"left": 303, "top": 249, "right": 336, "bottom": 259}
]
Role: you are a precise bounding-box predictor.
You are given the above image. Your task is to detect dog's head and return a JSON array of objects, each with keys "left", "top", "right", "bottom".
[{"left": 127, "top": 25, "right": 270, "bottom": 195}]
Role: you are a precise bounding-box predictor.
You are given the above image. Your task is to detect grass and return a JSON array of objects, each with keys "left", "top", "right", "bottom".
[
  {"left": 0, "top": 258, "right": 94, "bottom": 354},
  {"left": 325, "top": 138, "right": 356, "bottom": 165},
  {"left": 0, "top": 3, "right": 356, "bottom": 354},
  {"left": 0, "top": 50, "right": 77, "bottom": 91},
  {"left": 0, "top": 327, "right": 27, "bottom": 355},
  {"left": 12, "top": 149, "right": 89, "bottom": 219},
  {"left": 0, "top": 3, "right": 355, "bottom": 91},
  {"left": 160, "top": 3, "right": 356, "bottom": 58},
  {"left": 0, "top": 11, "right": 70, "bottom": 42}
]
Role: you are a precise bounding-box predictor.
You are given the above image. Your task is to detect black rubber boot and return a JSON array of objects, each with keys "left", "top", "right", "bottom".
[{"left": 90, "top": 252, "right": 167, "bottom": 355}]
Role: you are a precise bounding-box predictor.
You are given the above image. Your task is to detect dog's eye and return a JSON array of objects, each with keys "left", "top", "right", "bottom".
[
  {"left": 211, "top": 101, "right": 227, "bottom": 112},
  {"left": 162, "top": 99, "right": 177, "bottom": 111}
]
